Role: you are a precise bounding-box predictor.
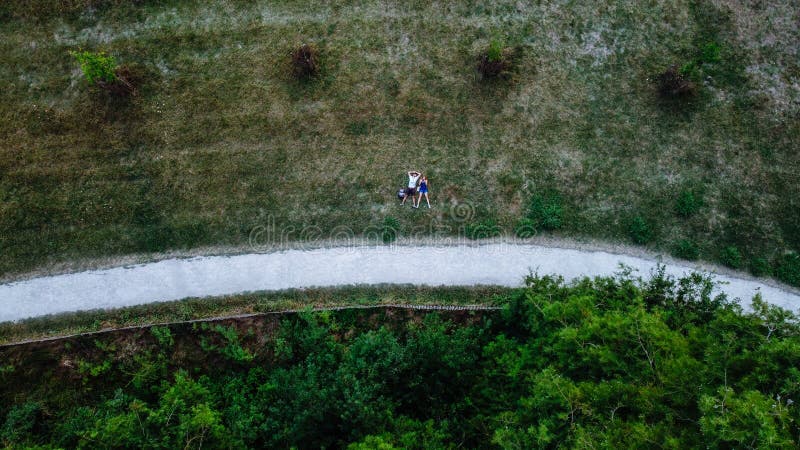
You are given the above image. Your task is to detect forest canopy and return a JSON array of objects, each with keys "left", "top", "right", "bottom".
[{"left": 1, "top": 269, "right": 798, "bottom": 448}]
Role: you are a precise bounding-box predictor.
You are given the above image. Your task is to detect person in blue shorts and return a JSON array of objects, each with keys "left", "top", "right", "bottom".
[{"left": 414, "top": 175, "right": 430, "bottom": 208}]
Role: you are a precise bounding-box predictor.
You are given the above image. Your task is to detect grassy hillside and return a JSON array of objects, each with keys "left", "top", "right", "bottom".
[{"left": 1, "top": 0, "right": 798, "bottom": 280}]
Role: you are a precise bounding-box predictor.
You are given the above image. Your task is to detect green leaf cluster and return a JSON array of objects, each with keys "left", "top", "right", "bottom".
[{"left": 69, "top": 50, "right": 117, "bottom": 84}]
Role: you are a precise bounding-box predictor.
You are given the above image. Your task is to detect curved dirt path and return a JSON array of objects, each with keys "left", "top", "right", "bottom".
[{"left": 1, "top": 244, "right": 799, "bottom": 322}]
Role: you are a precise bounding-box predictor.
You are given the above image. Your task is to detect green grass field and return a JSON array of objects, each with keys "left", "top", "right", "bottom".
[{"left": 1, "top": 0, "right": 798, "bottom": 282}]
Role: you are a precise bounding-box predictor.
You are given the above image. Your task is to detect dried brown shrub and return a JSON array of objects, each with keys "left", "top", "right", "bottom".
[
  {"left": 97, "top": 65, "right": 139, "bottom": 97},
  {"left": 291, "top": 44, "right": 320, "bottom": 79},
  {"left": 657, "top": 65, "right": 696, "bottom": 97}
]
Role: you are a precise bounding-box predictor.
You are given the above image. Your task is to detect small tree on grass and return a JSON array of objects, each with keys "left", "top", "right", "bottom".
[
  {"left": 477, "top": 38, "right": 512, "bottom": 79},
  {"left": 720, "top": 246, "right": 743, "bottom": 269},
  {"left": 628, "top": 215, "right": 653, "bottom": 245},
  {"left": 70, "top": 50, "right": 117, "bottom": 84},
  {"left": 70, "top": 49, "right": 136, "bottom": 96},
  {"left": 656, "top": 65, "right": 695, "bottom": 98},
  {"left": 527, "top": 191, "right": 564, "bottom": 231},
  {"left": 291, "top": 44, "right": 320, "bottom": 80},
  {"left": 673, "top": 239, "right": 700, "bottom": 261},
  {"left": 675, "top": 189, "right": 703, "bottom": 217}
]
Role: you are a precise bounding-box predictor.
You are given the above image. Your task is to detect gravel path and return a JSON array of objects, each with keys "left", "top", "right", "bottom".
[{"left": 1, "top": 244, "right": 799, "bottom": 322}]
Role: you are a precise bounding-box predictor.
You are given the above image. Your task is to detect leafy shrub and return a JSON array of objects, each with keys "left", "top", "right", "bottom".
[
  {"left": 151, "top": 326, "right": 174, "bottom": 347},
  {"left": 749, "top": 257, "right": 771, "bottom": 277},
  {"left": 213, "top": 325, "right": 254, "bottom": 363},
  {"left": 673, "top": 239, "right": 700, "bottom": 260},
  {"left": 514, "top": 218, "right": 536, "bottom": 238},
  {"left": 477, "top": 39, "right": 511, "bottom": 79},
  {"left": 679, "top": 61, "right": 701, "bottom": 82},
  {"left": 527, "top": 192, "right": 563, "bottom": 231},
  {"left": 775, "top": 253, "right": 800, "bottom": 286},
  {"left": 628, "top": 216, "right": 652, "bottom": 244},
  {"left": 200, "top": 325, "right": 254, "bottom": 363},
  {"left": 382, "top": 217, "right": 400, "bottom": 244},
  {"left": 486, "top": 38, "right": 503, "bottom": 62},
  {"left": 291, "top": 44, "right": 320, "bottom": 79},
  {"left": 69, "top": 50, "right": 137, "bottom": 96},
  {"left": 657, "top": 65, "right": 696, "bottom": 97},
  {"left": 465, "top": 218, "right": 501, "bottom": 240},
  {"left": 720, "top": 246, "right": 742, "bottom": 269},
  {"left": 701, "top": 41, "right": 722, "bottom": 64},
  {"left": 675, "top": 189, "right": 703, "bottom": 217},
  {"left": 679, "top": 39, "right": 745, "bottom": 90},
  {"left": 70, "top": 50, "right": 117, "bottom": 84},
  {"left": 77, "top": 358, "right": 112, "bottom": 377},
  {"left": 1, "top": 402, "right": 40, "bottom": 444}
]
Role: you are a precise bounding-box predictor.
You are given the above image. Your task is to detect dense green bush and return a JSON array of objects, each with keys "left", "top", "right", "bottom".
[
  {"left": 486, "top": 38, "right": 503, "bottom": 62},
  {"left": 1, "top": 402, "right": 40, "bottom": 444},
  {"left": 775, "top": 253, "right": 800, "bottom": 286},
  {"left": 680, "top": 42, "right": 722, "bottom": 82},
  {"left": 526, "top": 191, "right": 563, "bottom": 231},
  {"left": 514, "top": 218, "right": 536, "bottom": 238},
  {"left": 69, "top": 49, "right": 138, "bottom": 96},
  {"left": 207, "top": 324, "right": 254, "bottom": 363},
  {"left": 628, "top": 215, "right": 652, "bottom": 244},
  {"left": 720, "top": 245, "right": 743, "bottom": 269},
  {"left": 675, "top": 189, "right": 703, "bottom": 217},
  {"left": 750, "top": 257, "right": 771, "bottom": 277},
  {"left": 701, "top": 41, "right": 722, "bottom": 64},
  {"left": 673, "top": 238, "right": 700, "bottom": 260},
  {"left": 70, "top": 50, "right": 117, "bottom": 84},
  {"left": 150, "top": 326, "right": 174, "bottom": 347}
]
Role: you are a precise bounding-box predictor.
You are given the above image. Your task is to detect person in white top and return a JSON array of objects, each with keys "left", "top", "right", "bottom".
[{"left": 402, "top": 170, "right": 421, "bottom": 206}]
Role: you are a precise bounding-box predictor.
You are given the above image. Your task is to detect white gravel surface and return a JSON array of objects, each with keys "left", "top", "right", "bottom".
[{"left": 1, "top": 244, "right": 798, "bottom": 322}]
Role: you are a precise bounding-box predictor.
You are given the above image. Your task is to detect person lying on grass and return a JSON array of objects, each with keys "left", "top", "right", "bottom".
[
  {"left": 414, "top": 175, "right": 430, "bottom": 208},
  {"left": 402, "top": 170, "right": 420, "bottom": 206}
]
